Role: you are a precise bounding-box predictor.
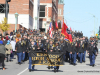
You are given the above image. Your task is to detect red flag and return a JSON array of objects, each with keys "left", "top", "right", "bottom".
[
  {"left": 55, "top": 21, "right": 58, "bottom": 29},
  {"left": 61, "top": 21, "right": 69, "bottom": 39},
  {"left": 68, "top": 34, "right": 72, "bottom": 42},
  {"left": 66, "top": 28, "right": 72, "bottom": 42},
  {"left": 61, "top": 20, "right": 72, "bottom": 42}
]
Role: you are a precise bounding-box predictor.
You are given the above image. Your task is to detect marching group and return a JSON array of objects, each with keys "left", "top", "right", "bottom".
[{"left": 0, "top": 29, "right": 98, "bottom": 72}]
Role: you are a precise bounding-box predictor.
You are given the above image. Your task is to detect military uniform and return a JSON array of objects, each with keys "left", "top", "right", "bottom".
[
  {"left": 71, "top": 42, "right": 77, "bottom": 65},
  {"left": 28, "top": 41, "right": 37, "bottom": 72},
  {"left": 82, "top": 39, "right": 88, "bottom": 62},
  {"left": 21, "top": 39, "right": 26, "bottom": 62},
  {"left": 53, "top": 42, "right": 61, "bottom": 72},
  {"left": 47, "top": 41, "right": 54, "bottom": 69},
  {"left": 78, "top": 41, "right": 84, "bottom": 63},
  {"left": 37, "top": 40, "right": 43, "bottom": 51}
]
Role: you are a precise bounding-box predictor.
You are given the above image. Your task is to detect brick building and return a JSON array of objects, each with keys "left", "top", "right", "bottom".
[
  {"left": 0, "top": 0, "right": 59, "bottom": 33},
  {"left": 0, "top": 0, "right": 34, "bottom": 34},
  {"left": 39, "top": 0, "right": 58, "bottom": 32},
  {"left": 58, "top": 0, "right": 64, "bottom": 29}
]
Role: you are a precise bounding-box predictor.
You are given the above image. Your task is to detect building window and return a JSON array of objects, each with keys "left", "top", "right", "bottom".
[
  {"left": 58, "top": 9, "right": 62, "bottom": 15},
  {"left": 39, "top": 5, "right": 45, "bottom": 17},
  {"left": 60, "top": 9, "right": 61, "bottom": 15},
  {"left": 0, "top": 4, "right": 9, "bottom": 13},
  {"left": 58, "top": 0, "right": 64, "bottom": 4}
]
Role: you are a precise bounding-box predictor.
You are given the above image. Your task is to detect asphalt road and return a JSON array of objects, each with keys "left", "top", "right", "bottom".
[{"left": 0, "top": 43, "right": 100, "bottom": 75}]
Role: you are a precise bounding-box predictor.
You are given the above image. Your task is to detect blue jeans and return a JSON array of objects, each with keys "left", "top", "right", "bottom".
[
  {"left": 22, "top": 52, "right": 25, "bottom": 61},
  {"left": 17, "top": 52, "right": 22, "bottom": 62},
  {"left": 29, "top": 57, "right": 34, "bottom": 70},
  {"left": 92, "top": 54, "right": 95, "bottom": 65},
  {"left": 72, "top": 52, "right": 76, "bottom": 64},
  {"left": 89, "top": 54, "right": 95, "bottom": 65},
  {"left": 54, "top": 66, "right": 59, "bottom": 70},
  {"left": 69, "top": 53, "right": 72, "bottom": 61},
  {"left": 78, "top": 53, "right": 83, "bottom": 63},
  {"left": 83, "top": 51, "right": 86, "bottom": 61}
]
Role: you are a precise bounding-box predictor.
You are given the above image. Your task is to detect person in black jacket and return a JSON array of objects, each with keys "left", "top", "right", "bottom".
[
  {"left": 76, "top": 37, "right": 80, "bottom": 62},
  {"left": 78, "top": 40, "right": 84, "bottom": 63},
  {"left": 43, "top": 39, "right": 49, "bottom": 52},
  {"left": 24, "top": 35, "right": 28, "bottom": 61},
  {"left": 15, "top": 38, "right": 23, "bottom": 65},
  {"left": 53, "top": 42, "right": 61, "bottom": 72},
  {"left": 82, "top": 37, "right": 88, "bottom": 62},
  {"left": 21, "top": 38, "right": 26, "bottom": 62},
  {"left": 28, "top": 40, "right": 37, "bottom": 72},
  {"left": 88, "top": 41, "right": 98, "bottom": 67},
  {"left": 71, "top": 39, "right": 77, "bottom": 65},
  {"left": 60, "top": 39, "right": 66, "bottom": 61},
  {"left": 41, "top": 36, "right": 46, "bottom": 50},
  {"left": 68, "top": 41, "right": 72, "bottom": 64},
  {"left": 65, "top": 41, "right": 69, "bottom": 62},
  {"left": 37, "top": 39, "right": 43, "bottom": 51},
  {"left": 47, "top": 40, "right": 54, "bottom": 69}
]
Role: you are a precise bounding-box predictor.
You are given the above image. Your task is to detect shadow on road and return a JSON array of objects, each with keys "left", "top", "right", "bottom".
[{"left": 32, "top": 69, "right": 63, "bottom": 72}]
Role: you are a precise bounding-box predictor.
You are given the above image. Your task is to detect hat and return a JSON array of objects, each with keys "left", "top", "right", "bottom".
[
  {"left": 7, "top": 40, "right": 10, "bottom": 45},
  {"left": 55, "top": 41, "right": 59, "bottom": 44}
]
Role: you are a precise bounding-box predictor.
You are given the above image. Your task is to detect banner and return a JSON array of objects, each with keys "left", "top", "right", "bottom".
[{"left": 31, "top": 51, "right": 64, "bottom": 66}]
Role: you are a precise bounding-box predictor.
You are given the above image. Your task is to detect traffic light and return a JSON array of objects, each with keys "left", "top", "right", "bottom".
[{"left": 6, "top": 0, "right": 11, "bottom": 2}]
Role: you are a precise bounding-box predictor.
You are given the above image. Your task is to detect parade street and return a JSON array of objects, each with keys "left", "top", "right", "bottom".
[{"left": 0, "top": 44, "right": 100, "bottom": 75}]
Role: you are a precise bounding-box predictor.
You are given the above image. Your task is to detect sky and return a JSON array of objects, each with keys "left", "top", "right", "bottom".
[{"left": 64, "top": 0, "right": 100, "bottom": 38}]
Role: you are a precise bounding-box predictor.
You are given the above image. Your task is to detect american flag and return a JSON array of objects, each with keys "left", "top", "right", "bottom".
[{"left": 49, "top": 22, "right": 53, "bottom": 38}]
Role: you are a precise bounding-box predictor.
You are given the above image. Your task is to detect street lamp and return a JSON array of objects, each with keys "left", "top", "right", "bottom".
[
  {"left": 86, "top": 12, "right": 98, "bottom": 36},
  {"left": 15, "top": 12, "right": 19, "bottom": 33}
]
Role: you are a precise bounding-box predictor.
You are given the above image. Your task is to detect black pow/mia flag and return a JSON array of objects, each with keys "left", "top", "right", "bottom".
[{"left": 31, "top": 51, "right": 64, "bottom": 66}]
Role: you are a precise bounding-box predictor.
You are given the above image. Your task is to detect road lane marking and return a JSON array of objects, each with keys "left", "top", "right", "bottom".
[{"left": 17, "top": 68, "right": 28, "bottom": 75}]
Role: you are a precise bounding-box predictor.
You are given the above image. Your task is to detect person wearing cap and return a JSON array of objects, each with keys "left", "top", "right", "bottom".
[
  {"left": 53, "top": 41, "right": 61, "bottom": 72},
  {"left": 5, "top": 40, "right": 13, "bottom": 62},
  {"left": 87, "top": 41, "right": 96, "bottom": 67},
  {"left": 37, "top": 39, "right": 43, "bottom": 51},
  {"left": 60, "top": 39, "right": 66, "bottom": 61},
  {"left": 78, "top": 40, "right": 84, "bottom": 63},
  {"left": 28, "top": 40, "right": 37, "bottom": 72},
  {"left": 82, "top": 37, "right": 87, "bottom": 62},
  {"left": 71, "top": 38, "right": 77, "bottom": 65},
  {"left": 47, "top": 40, "right": 54, "bottom": 69}
]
